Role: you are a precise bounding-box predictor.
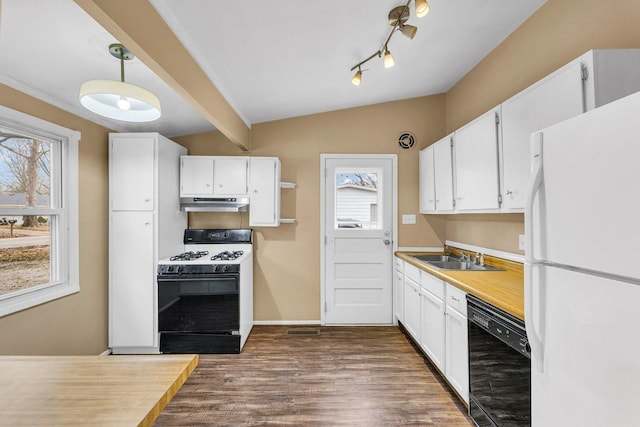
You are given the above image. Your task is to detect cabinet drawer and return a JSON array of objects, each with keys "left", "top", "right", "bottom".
[
  {"left": 420, "top": 271, "right": 445, "bottom": 299},
  {"left": 404, "top": 262, "right": 420, "bottom": 283},
  {"left": 394, "top": 257, "right": 404, "bottom": 273},
  {"left": 445, "top": 283, "right": 467, "bottom": 315}
]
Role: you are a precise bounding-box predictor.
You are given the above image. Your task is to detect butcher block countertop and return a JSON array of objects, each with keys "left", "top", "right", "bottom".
[
  {"left": 0, "top": 354, "right": 198, "bottom": 426},
  {"left": 396, "top": 251, "right": 524, "bottom": 320}
]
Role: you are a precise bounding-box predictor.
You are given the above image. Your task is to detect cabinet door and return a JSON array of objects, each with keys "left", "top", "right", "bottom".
[
  {"left": 394, "top": 266, "right": 404, "bottom": 324},
  {"left": 445, "top": 306, "right": 469, "bottom": 403},
  {"left": 214, "top": 157, "right": 249, "bottom": 195},
  {"left": 110, "top": 136, "right": 155, "bottom": 211},
  {"left": 109, "top": 211, "right": 155, "bottom": 348},
  {"left": 249, "top": 158, "right": 280, "bottom": 226},
  {"left": 433, "top": 136, "right": 454, "bottom": 212},
  {"left": 420, "top": 289, "right": 446, "bottom": 371},
  {"left": 501, "top": 62, "right": 584, "bottom": 210},
  {"left": 403, "top": 277, "right": 421, "bottom": 341},
  {"left": 180, "top": 156, "right": 214, "bottom": 196},
  {"left": 454, "top": 108, "right": 501, "bottom": 211},
  {"left": 419, "top": 147, "right": 436, "bottom": 213}
]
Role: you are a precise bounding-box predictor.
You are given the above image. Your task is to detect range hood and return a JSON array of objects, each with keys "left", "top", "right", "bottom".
[{"left": 180, "top": 197, "right": 250, "bottom": 212}]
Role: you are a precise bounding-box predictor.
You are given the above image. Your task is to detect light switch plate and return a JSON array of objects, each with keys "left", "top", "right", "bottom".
[
  {"left": 519, "top": 234, "right": 526, "bottom": 251},
  {"left": 402, "top": 214, "right": 416, "bottom": 225}
]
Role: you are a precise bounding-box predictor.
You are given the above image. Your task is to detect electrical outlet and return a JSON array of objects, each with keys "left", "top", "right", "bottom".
[
  {"left": 402, "top": 214, "right": 416, "bottom": 225},
  {"left": 519, "top": 234, "right": 526, "bottom": 251}
]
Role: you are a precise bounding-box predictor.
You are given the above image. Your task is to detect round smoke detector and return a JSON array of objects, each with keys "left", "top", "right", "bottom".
[{"left": 398, "top": 132, "right": 416, "bottom": 149}]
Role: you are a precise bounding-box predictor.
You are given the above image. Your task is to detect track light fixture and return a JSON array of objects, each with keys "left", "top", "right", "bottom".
[{"left": 350, "top": 0, "right": 430, "bottom": 86}]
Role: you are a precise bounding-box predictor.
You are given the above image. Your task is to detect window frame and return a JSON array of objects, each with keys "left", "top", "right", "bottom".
[{"left": 0, "top": 105, "right": 79, "bottom": 317}]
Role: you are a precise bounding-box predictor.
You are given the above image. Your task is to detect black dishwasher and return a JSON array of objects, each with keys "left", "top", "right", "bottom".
[{"left": 467, "top": 295, "right": 531, "bottom": 427}]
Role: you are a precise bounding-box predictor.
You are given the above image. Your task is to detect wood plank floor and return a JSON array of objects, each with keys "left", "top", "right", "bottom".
[{"left": 154, "top": 326, "right": 474, "bottom": 426}]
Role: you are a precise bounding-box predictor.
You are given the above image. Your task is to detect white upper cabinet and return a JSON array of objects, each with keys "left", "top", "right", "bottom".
[
  {"left": 433, "top": 135, "right": 455, "bottom": 212},
  {"left": 419, "top": 146, "right": 436, "bottom": 213},
  {"left": 249, "top": 157, "right": 281, "bottom": 227},
  {"left": 180, "top": 156, "right": 214, "bottom": 196},
  {"left": 501, "top": 63, "right": 584, "bottom": 211},
  {"left": 110, "top": 136, "right": 155, "bottom": 211},
  {"left": 419, "top": 134, "right": 454, "bottom": 214},
  {"left": 454, "top": 107, "right": 501, "bottom": 212},
  {"left": 213, "top": 157, "right": 249, "bottom": 195},
  {"left": 500, "top": 49, "right": 640, "bottom": 211},
  {"left": 180, "top": 156, "right": 248, "bottom": 197}
]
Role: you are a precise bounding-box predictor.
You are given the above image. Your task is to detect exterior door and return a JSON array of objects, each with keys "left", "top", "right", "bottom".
[{"left": 322, "top": 155, "right": 395, "bottom": 324}]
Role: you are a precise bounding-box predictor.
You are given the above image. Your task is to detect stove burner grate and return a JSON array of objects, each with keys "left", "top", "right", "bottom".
[
  {"left": 169, "top": 251, "right": 209, "bottom": 261},
  {"left": 211, "top": 250, "right": 244, "bottom": 261}
]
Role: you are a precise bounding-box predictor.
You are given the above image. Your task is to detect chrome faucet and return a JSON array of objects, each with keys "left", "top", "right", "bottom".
[{"left": 460, "top": 252, "right": 470, "bottom": 262}]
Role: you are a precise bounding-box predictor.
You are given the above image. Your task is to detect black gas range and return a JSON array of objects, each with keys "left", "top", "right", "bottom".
[{"left": 157, "top": 229, "right": 253, "bottom": 354}]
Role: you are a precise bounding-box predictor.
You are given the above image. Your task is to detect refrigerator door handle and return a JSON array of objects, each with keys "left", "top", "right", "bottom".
[
  {"left": 525, "top": 131, "right": 544, "bottom": 264},
  {"left": 525, "top": 131, "right": 545, "bottom": 372},
  {"left": 525, "top": 262, "right": 545, "bottom": 373}
]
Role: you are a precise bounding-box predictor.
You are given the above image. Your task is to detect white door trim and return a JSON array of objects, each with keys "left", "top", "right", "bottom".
[{"left": 319, "top": 153, "right": 398, "bottom": 325}]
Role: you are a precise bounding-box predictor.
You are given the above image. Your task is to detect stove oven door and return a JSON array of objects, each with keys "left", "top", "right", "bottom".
[{"left": 157, "top": 273, "right": 240, "bottom": 353}]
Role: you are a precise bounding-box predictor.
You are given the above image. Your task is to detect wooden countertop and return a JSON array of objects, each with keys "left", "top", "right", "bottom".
[
  {"left": 396, "top": 251, "right": 524, "bottom": 320},
  {"left": 0, "top": 354, "right": 198, "bottom": 426}
]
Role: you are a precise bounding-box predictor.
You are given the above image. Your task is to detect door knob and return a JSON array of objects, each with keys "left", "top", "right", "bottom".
[{"left": 383, "top": 239, "right": 391, "bottom": 245}]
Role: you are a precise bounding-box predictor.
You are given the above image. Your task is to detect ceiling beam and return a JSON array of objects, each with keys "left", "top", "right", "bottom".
[{"left": 74, "top": 0, "right": 251, "bottom": 151}]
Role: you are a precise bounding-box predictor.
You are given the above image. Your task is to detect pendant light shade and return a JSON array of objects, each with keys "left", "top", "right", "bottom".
[
  {"left": 79, "top": 44, "right": 161, "bottom": 123},
  {"left": 79, "top": 80, "right": 161, "bottom": 122}
]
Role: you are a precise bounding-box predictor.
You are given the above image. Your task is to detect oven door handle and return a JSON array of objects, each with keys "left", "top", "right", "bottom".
[{"left": 157, "top": 275, "right": 239, "bottom": 282}]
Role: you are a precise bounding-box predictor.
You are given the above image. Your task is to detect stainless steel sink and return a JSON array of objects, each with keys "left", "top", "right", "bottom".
[
  {"left": 427, "top": 261, "right": 504, "bottom": 271},
  {"left": 410, "top": 254, "right": 461, "bottom": 263}
]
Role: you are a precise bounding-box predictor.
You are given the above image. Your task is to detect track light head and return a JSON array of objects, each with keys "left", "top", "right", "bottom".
[
  {"left": 384, "top": 48, "right": 395, "bottom": 68},
  {"left": 415, "top": 0, "right": 430, "bottom": 18},
  {"left": 352, "top": 68, "right": 363, "bottom": 86},
  {"left": 400, "top": 24, "right": 418, "bottom": 40}
]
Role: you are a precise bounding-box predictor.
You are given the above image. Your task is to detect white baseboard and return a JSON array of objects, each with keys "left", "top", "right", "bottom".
[{"left": 253, "top": 320, "right": 321, "bottom": 326}]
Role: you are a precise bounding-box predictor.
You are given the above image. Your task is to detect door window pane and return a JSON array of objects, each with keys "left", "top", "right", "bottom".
[{"left": 335, "top": 170, "right": 382, "bottom": 230}]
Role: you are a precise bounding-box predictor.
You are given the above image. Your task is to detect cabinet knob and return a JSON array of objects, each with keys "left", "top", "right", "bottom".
[
  {"left": 144, "top": 222, "right": 150, "bottom": 226},
  {"left": 206, "top": 183, "right": 211, "bottom": 187},
  {"left": 506, "top": 190, "right": 513, "bottom": 196},
  {"left": 144, "top": 198, "right": 150, "bottom": 202}
]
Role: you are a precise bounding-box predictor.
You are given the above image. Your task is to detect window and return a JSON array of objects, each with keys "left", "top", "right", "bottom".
[
  {"left": 0, "top": 105, "right": 79, "bottom": 317},
  {"left": 335, "top": 169, "right": 382, "bottom": 230}
]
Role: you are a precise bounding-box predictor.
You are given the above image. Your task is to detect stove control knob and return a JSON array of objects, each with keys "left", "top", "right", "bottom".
[
  {"left": 167, "top": 266, "right": 174, "bottom": 272},
  {"left": 223, "top": 265, "right": 230, "bottom": 272},
  {"left": 177, "top": 266, "right": 183, "bottom": 273}
]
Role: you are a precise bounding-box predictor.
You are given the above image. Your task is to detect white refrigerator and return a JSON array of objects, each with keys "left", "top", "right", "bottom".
[{"left": 525, "top": 90, "right": 640, "bottom": 426}]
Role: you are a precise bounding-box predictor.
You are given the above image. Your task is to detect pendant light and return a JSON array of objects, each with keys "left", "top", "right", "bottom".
[{"left": 79, "top": 44, "right": 161, "bottom": 122}]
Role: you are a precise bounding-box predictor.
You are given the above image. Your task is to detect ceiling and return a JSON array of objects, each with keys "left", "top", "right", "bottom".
[{"left": 0, "top": 0, "right": 547, "bottom": 138}]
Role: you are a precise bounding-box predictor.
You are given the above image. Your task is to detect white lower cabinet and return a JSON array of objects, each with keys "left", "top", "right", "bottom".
[
  {"left": 403, "top": 276, "right": 421, "bottom": 341},
  {"left": 110, "top": 211, "right": 155, "bottom": 348},
  {"left": 393, "top": 257, "right": 404, "bottom": 324},
  {"left": 401, "top": 265, "right": 469, "bottom": 405},
  {"left": 419, "top": 281, "right": 445, "bottom": 371},
  {"left": 445, "top": 283, "right": 469, "bottom": 404}
]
